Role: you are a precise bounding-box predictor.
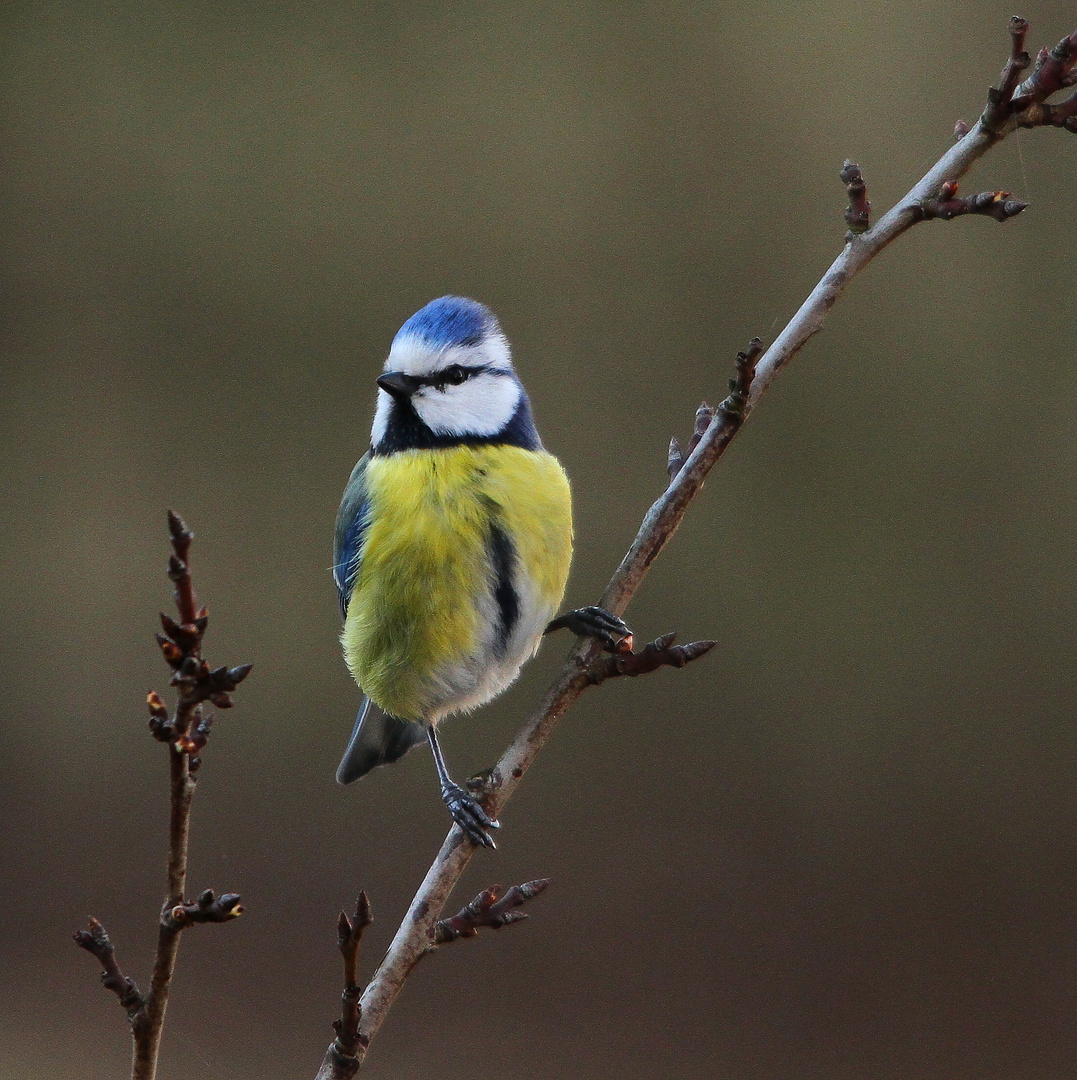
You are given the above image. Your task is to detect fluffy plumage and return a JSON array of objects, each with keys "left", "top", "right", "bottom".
[
  {"left": 341, "top": 443, "right": 571, "bottom": 720},
  {"left": 334, "top": 297, "right": 573, "bottom": 795}
]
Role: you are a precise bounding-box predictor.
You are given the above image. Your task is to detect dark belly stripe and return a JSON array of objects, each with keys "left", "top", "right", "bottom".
[{"left": 488, "top": 522, "right": 519, "bottom": 654}]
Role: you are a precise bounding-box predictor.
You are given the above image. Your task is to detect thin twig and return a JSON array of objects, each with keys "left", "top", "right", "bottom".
[
  {"left": 315, "top": 893, "right": 374, "bottom": 1080},
  {"left": 73, "top": 919, "right": 144, "bottom": 1017},
  {"left": 76, "top": 514, "right": 250, "bottom": 1080},
  {"left": 434, "top": 879, "right": 550, "bottom": 943},
  {"left": 914, "top": 181, "right": 1028, "bottom": 222},
  {"left": 981, "top": 16, "right": 1030, "bottom": 133},
  {"left": 162, "top": 889, "right": 244, "bottom": 931},
  {"left": 746, "top": 19, "right": 1077, "bottom": 409},
  {"left": 592, "top": 633, "right": 718, "bottom": 681},
  {"left": 1011, "top": 28, "right": 1077, "bottom": 114},
  {"left": 314, "top": 16, "right": 1077, "bottom": 1073}
]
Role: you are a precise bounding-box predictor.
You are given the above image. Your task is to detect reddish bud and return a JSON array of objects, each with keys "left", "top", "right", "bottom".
[{"left": 156, "top": 635, "right": 183, "bottom": 667}]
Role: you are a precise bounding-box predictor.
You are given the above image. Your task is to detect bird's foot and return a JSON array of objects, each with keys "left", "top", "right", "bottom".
[
  {"left": 545, "top": 606, "right": 633, "bottom": 652},
  {"left": 442, "top": 782, "right": 500, "bottom": 848}
]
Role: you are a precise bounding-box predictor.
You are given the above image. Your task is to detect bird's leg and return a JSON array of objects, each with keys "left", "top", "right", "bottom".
[
  {"left": 428, "top": 726, "right": 500, "bottom": 848},
  {"left": 544, "top": 606, "right": 633, "bottom": 652}
]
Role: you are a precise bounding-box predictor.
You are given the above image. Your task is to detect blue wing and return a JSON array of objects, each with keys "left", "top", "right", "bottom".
[
  {"left": 333, "top": 453, "right": 427, "bottom": 781},
  {"left": 334, "top": 453, "right": 371, "bottom": 620}
]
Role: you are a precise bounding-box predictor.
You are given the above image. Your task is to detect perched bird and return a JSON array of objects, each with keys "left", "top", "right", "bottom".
[{"left": 334, "top": 296, "right": 629, "bottom": 846}]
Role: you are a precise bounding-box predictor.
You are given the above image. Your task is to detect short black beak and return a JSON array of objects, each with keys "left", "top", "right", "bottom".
[{"left": 376, "top": 371, "right": 422, "bottom": 401}]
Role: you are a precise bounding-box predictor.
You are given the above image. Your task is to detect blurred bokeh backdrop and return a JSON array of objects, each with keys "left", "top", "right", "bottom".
[{"left": 3, "top": 2, "right": 1077, "bottom": 1077}]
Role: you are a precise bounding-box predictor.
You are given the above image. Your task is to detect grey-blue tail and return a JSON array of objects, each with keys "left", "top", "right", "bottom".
[{"left": 336, "top": 697, "right": 427, "bottom": 784}]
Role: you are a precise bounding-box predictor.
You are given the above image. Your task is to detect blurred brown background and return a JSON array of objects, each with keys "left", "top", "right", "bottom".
[{"left": 3, "top": 2, "right": 1077, "bottom": 1077}]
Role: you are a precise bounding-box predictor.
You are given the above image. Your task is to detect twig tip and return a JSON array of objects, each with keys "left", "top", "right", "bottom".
[{"left": 167, "top": 510, "right": 192, "bottom": 544}]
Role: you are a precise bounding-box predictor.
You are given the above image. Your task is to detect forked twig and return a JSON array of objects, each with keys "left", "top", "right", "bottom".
[
  {"left": 434, "top": 879, "right": 551, "bottom": 943},
  {"left": 316, "top": 880, "right": 547, "bottom": 1080}
]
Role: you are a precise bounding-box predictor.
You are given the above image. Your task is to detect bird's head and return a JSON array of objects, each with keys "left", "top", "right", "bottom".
[{"left": 371, "top": 296, "right": 537, "bottom": 454}]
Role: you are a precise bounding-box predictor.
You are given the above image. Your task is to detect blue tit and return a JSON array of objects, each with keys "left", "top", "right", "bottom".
[{"left": 333, "top": 296, "right": 630, "bottom": 846}]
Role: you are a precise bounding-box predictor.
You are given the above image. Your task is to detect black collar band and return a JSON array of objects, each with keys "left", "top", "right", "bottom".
[{"left": 371, "top": 393, "right": 543, "bottom": 456}]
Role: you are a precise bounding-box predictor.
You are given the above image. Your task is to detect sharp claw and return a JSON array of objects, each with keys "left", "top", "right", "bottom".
[
  {"left": 462, "top": 821, "right": 494, "bottom": 847},
  {"left": 547, "top": 607, "right": 634, "bottom": 652},
  {"left": 464, "top": 821, "right": 495, "bottom": 847},
  {"left": 444, "top": 786, "right": 499, "bottom": 847}
]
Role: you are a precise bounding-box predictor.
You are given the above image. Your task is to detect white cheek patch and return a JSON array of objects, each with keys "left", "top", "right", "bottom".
[
  {"left": 370, "top": 389, "right": 392, "bottom": 447},
  {"left": 414, "top": 373, "right": 521, "bottom": 438}
]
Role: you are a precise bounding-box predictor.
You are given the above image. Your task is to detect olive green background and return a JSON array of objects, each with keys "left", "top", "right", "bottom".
[{"left": 3, "top": 2, "right": 1077, "bottom": 1077}]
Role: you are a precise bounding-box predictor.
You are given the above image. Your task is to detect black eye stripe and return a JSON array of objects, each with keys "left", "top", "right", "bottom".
[{"left": 421, "top": 364, "right": 507, "bottom": 388}]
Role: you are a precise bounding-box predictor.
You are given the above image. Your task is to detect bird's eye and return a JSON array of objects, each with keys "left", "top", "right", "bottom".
[{"left": 442, "top": 365, "right": 468, "bottom": 386}]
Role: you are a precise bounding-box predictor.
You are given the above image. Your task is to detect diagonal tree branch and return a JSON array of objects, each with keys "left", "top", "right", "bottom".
[
  {"left": 316, "top": 879, "right": 548, "bottom": 1080},
  {"left": 314, "top": 16, "right": 1077, "bottom": 1073},
  {"left": 747, "top": 20, "right": 1077, "bottom": 411}
]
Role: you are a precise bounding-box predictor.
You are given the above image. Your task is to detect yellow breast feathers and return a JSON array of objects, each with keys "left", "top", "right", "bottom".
[{"left": 341, "top": 444, "right": 573, "bottom": 721}]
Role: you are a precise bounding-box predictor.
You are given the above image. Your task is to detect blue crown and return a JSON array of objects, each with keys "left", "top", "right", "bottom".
[{"left": 394, "top": 296, "right": 497, "bottom": 349}]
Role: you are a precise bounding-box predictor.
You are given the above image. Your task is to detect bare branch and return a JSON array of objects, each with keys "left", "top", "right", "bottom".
[
  {"left": 981, "top": 15, "right": 1031, "bottom": 133},
  {"left": 435, "top": 879, "right": 550, "bottom": 944},
  {"left": 75, "top": 513, "right": 249, "bottom": 1080},
  {"left": 1017, "top": 88, "right": 1077, "bottom": 132},
  {"left": 1012, "top": 29, "right": 1077, "bottom": 111},
  {"left": 721, "top": 337, "right": 762, "bottom": 422},
  {"left": 315, "top": 878, "right": 549, "bottom": 1078},
  {"left": 915, "top": 181, "right": 1029, "bottom": 222},
  {"left": 316, "top": 894, "right": 374, "bottom": 1080},
  {"left": 746, "top": 18, "right": 1077, "bottom": 407},
  {"left": 166, "top": 510, "right": 198, "bottom": 627},
  {"left": 591, "top": 633, "right": 718, "bottom": 681},
  {"left": 331, "top": 18, "right": 1077, "bottom": 1071},
  {"left": 666, "top": 335, "right": 758, "bottom": 481},
  {"left": 339, "top": 892, "right": 373, "bottom": 995},
  {"left": 74, "top": 919, "right": 144, "bottom": 1017},
  {"left": 161, "top": 890, "right": 244, "bottom": 931}
]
